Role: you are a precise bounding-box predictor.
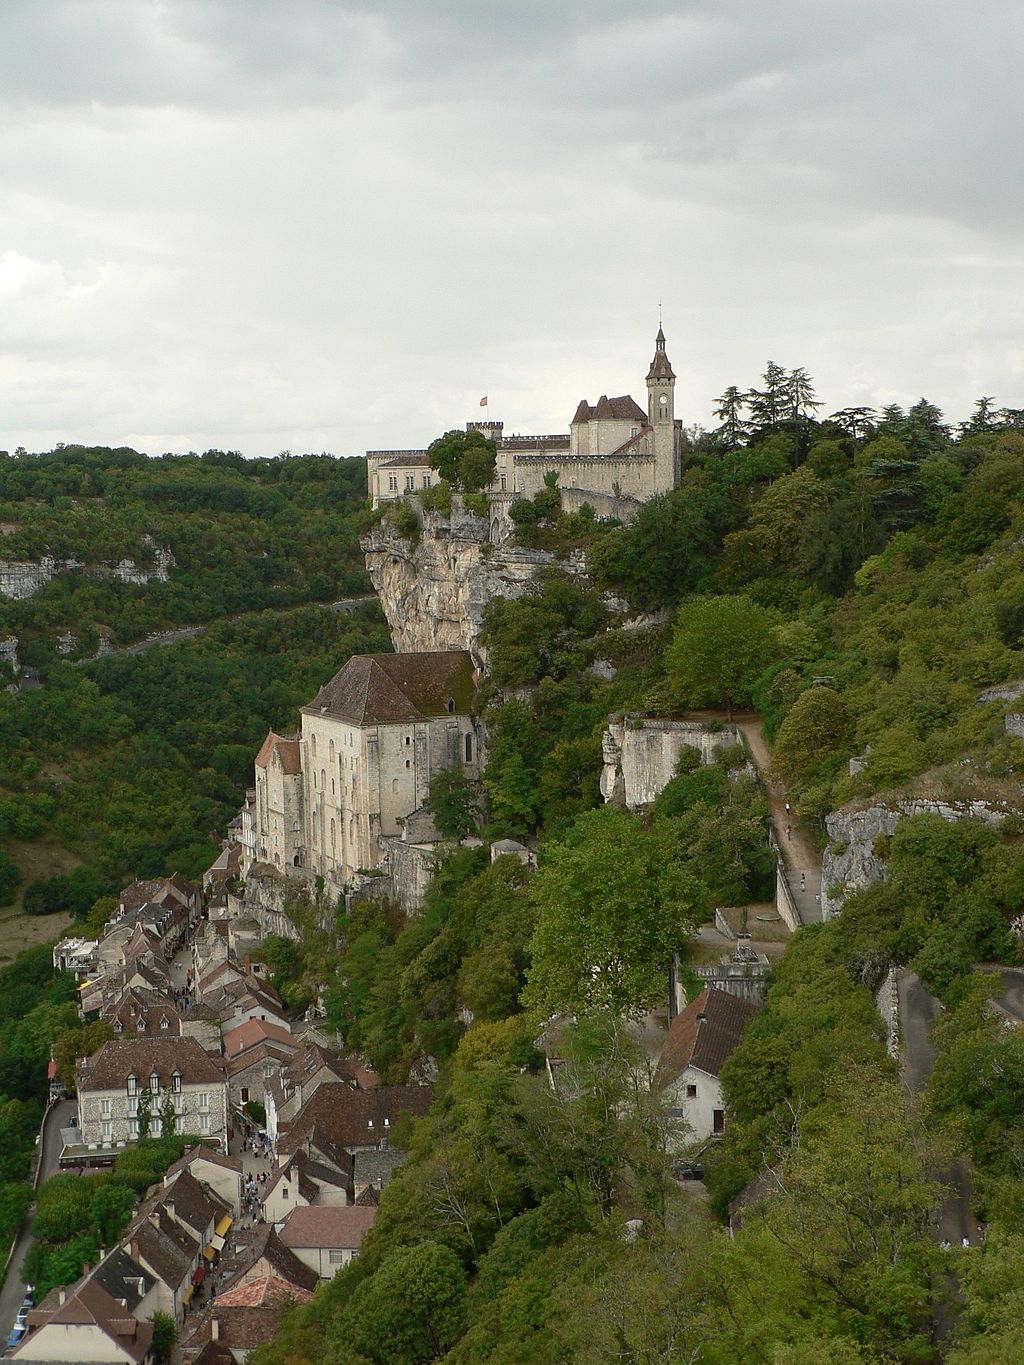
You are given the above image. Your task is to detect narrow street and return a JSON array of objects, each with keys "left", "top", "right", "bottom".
[{"left": 0, "top": 1098, "right": 77, "bottom": 1340}]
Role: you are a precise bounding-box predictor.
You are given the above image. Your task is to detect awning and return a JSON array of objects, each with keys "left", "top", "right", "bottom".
[
  {"left": 203, "top": 1245, "right": 216, "bottom": 1261},
  {"left": 192, "top": 1265, "right": 206, "bottom": 1287},
  {"left": 182, "top": 1285, "right": 194, "bottom": 1306},
  {"left": 215, "top": 1214, "right": 232, "bottom": 1237}
]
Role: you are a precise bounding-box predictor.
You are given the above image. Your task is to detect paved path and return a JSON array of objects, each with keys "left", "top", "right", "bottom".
[
  {"left": 897, "top": 971, "right": 977, "bottom": 1248},
  {"left": 0, "top": 1098, "right": 76, "bottom": 1340}
]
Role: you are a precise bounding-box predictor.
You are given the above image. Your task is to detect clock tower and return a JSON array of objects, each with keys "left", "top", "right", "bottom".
[{"left": 646, "top": 326, "right": 679, "bottom": 491}]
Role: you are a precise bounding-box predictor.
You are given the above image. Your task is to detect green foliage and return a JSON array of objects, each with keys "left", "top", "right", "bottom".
[
  {"left": 426, "top": 429, "right": 497, "bottom": 493},
  {"left": 387, "top": 498, "right": 421, "bottom": 540},
  {"left": 664, "top": 594, "right": 777, "bottom": 716},
  {"left": 150, "top": 1312, "right": 177, "bottom": 1364},
  {"left": 523, "top": 806, "right": 706, "bottom": 1019},
  {"left": 342, "top": 1240, "right": 467, "bottom": 1363},
  {"left": 424, "top": 767, "right": 480, "bottom": 839}
]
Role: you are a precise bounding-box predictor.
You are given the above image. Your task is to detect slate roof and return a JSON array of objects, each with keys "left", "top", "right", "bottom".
[
  {"left": 302, "top": 651, "right": 475, "bottom": 725},
  {"left": 254, "top": 732, "right": 302, "bottom": 775},
  {"left": 215, "top": 1225, "right": 319, "bottom": 1295},
  {"left": 78, "top": 1036, "right": 226, "bottom": 1090},
  {"left": 647, "top": 326, "right": 677, "bottom": 381},
  {"left": 352, "top": 1148, "right": 407, "bottom": 1190},
  {"left": 377, "top": 453, "right": 431, "bottom": 468},
  {"left": 655, "top": 988, "right": 757, "bottom": 1088},
  {"left": 571, "top": 394, "right": 648, "bottom": 425},
  {"left": 163, "top": 1169, "right": 230, "bottom": 1239},
  {"left": 279, "top": 1204, "right": 376, "bottom": 1251},
  {"left": 89, "top": 1248, "right": 156, "bottom": 1313},
  {"left": 165, "top": 1145, "right": 243, "bottom": 1181}
]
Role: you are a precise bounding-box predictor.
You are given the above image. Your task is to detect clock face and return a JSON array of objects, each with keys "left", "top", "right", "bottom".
[{"left": 659, "top": 395, "right": 668, "bottom": 405}]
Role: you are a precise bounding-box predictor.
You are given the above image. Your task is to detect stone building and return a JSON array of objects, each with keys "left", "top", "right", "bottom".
[
  {"left": 245, "top": 651, "right": 479, "bottom": 892},
  {"left": 74, "top": 1037, "right": 229, "bottom": 1155},
  {"left": 367, "top": 327, "right": 681, "bottom": 511},
  {"left": 654, "top": 987, "right": 757, "bottom": 1145}
]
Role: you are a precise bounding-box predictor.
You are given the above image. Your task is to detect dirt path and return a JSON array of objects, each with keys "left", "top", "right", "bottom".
[{"left": 690, "top": 709, "right": 824, "bottom": 925}]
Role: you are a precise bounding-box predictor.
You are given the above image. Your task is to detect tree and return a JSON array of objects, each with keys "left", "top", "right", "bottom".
[
  {"left": 713, "top": 386, "right": 749, "bottom": 449},
  {"left": 523, "top": 806, "right": 705, "bottom": 1019},
  {"left": 150, "top": 1313, "right": 177, "bottom": 1365},
  {"left": 786, "top": 367, "right": 823, "bottom": 422},
  {"left": 426, "top": 429, "right": 497, "bottom": 493},
  {"left": 772, "top": 686, "right": 850, "bottom": 787},
  {"left": 341, "top": 1239, "right": 466, "bottom": 1364},
  {"left": 136, "top": 1086, "right": 152, "bottom": 1142},
  {"left": 90, "top": 1181, "right": 135, "bottom": 1245},
  {"left": 664, "top": 594, "right": 776, "bottom": 719},
  {"left": 425, "top": 767, "right": 481, "bottom": 839},
  {"left": 746, "top": 361, "right": 790, "bottom": 431}
]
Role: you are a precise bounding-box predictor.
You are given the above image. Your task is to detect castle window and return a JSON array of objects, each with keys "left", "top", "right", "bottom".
[
  {"left": 465, "top": 733, "right": 473, "bottom": 763},
  {"left": 388, "top": 474, "right": 397, "bottom": 491},
  {"left": 405, "top": 759, "right": 411, "bottom": 769},
  {"left": 405, "top": 736, "right": 411, "bottom": 746},
  {"left": 422, "top": 474, "right": 431, "bottom": 488},
  {"left": 405, "top": 474, "right": 414, "bottom": 491},
  {"left": 329, "top": 739, "right": 335, "bottom": 761},
  {"left": 446, "top": 698, "right": 455, "bottom": 714}
]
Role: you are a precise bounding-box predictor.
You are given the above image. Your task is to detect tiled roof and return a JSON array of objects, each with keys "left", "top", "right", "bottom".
[
  {"left": 279, "top": 1204, "right": 376, "bottom": 1251},
  {"left": 655, "top": 988, "right": 757, "bottom": 1088},
  {"left": 215, "top": 1225, "right": 319, "bottom": 1295},
  {"left": 303, "top": 651, "right": 476, "bottom": 726},
  {"left": 119, "top": 879, "right": 165, "bottom": 913},
  {"left": 254, "top": 732, "right": 302, "bottom": 775},
  {"left": 279, "top": 1082, "right": 432, "bottom": 1154},
  {"left": 18, "top": 1274, "right": 153, "bottom": 1363},
  {"left": 215, "top": 1275, "right": 313, "bottom": 1309},
  {"left": 647, "top": 326, "right": 676, "bottom": 381},
  {"left": 130, "top": 1208, "right": 200, "bottom": 1289},
  {"left": 377, "top": 453, "right": 431, "bottom": 469},
  {"left": 353, "top": 1148, "right": 407, "bottom": 1189},
  {"left": 571, "top": 394, "right": 648, "bottom": 425},
  {"left": 78, "top": 1036, "right": 226, "bottom": 1090},
  {"left": 163, "top": 1169, "right": 230, "bottom": 1238},
  {"left": 165, "top": 1145, "right": 242, "bottom": 1181},
  {"left": 223, "top": 1018, "right": 296, "bottom": 1057}
]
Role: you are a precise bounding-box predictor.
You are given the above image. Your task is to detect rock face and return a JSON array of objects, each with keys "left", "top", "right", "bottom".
[
  {"left": 0, "top": 537, "right": 174, "bottom": 600},
  {"left": 821, "top": 796, "right": 1017, "bottom": 919},
  {"left": 600, "top": 715, "right": 743, "bottom": 809},
  {"left": 361, "top": 501, "right": 557, "bottom": 665}
]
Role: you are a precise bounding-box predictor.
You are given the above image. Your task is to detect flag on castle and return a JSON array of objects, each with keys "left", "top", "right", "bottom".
[{"left": 479, "top": 395, "right": 488, "bottom": 407}]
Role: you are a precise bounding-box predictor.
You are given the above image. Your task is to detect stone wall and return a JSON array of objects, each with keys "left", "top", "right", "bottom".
[
  {"left": 821, "top": 796, "right": 1017, "bottom": 919},
  {"left": 600, "top": 715, "right": 743, "bottom": 809},
  {"left": 559, "top": 487, "right": 644, "bottom": 523}
]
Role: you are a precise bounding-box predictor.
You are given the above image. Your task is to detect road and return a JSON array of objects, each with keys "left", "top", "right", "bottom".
[
  {"left": 70, "top": 594, "right": 378, "bottom": 667},
  {"left": 0, "top": 1099, "right": 76, "bottom": 1340},
  {"left": 897, "top": 971, "right": 976, "bottom": 1248}
]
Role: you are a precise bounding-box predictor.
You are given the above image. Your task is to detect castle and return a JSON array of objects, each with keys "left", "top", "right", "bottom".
[
  {"left": 366, "top": 327, "right": 682, "bottom": 513},
  {"left": 241, "top": 651, "right": 480, "bottom": 894}
]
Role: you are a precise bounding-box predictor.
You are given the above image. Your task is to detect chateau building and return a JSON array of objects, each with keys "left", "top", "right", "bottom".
[
  {"left": 367, "top": 327, "right": 682, "bottom": 509},
  {"left": 246, "top": 651, "right": 479, "bottom": 890}
]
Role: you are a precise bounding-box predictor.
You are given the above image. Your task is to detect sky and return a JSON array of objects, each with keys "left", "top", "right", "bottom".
[{"left": 2, "top": 0, "right": 1023, "bottom": 458}]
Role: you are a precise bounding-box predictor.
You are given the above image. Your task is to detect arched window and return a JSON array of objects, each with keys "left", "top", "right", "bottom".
[
  {"left": 405, "top": 759, "right": 411, "bottom": 769},
  {"left": 465, "top": 733, "right": 473, "bottom": 763},
  {"left": 321, "top": 769, "right": 326, "bottom": 792},
  {"left": 330, "top": 818, "right": 336, "bottom": 849},
  {"left": 311, "top": 734, "right": 316, "bottom": 758},
  {"left": 446, "top": 698, "right": 455, "bottom": 713},
  {"left": 329, "top": 739, "right": 335, "bottom": 761}
]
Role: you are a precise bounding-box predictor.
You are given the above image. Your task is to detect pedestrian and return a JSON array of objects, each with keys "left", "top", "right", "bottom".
[
  {"left": 784, "top": 801, "right": 790, "bottom": 815},
  {"left": 800, "top": 873, "right": 806, "bottom": 890},
  {"left": 786, "top": 823, "right": 792, "bottom": 840}
]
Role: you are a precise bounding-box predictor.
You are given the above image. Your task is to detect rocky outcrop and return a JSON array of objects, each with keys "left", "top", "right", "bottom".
[
  {"left": 361, "top": 500, "right": 557, "bottom": 665},
  {"left": 600, "top": 715, "right": 743, "bottom": 809},
  {"left": 0, "top": 537, "right": 174, "bottom": 600},
  {"left": 821, "top": 796, "right": 1018, "bottom": 919}
]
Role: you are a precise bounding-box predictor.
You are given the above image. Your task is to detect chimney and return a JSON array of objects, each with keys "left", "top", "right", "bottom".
[
  {"left": 58, "top": 1288, "right": 67, "bottom": 1306},
  {"left": 211, "top": 1318, "right": 219, "bottom": 1341},
  {"left": 130, "top": 1238, "right": 139, "bottom": 1260}
]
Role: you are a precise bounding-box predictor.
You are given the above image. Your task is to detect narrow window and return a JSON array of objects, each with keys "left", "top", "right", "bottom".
[{"left": 465, "top": 733, "right": 473, "bottom": 763}]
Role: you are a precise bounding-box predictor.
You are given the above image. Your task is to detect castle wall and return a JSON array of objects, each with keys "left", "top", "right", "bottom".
[{"left": 510, "top": 453, "right": 663, "bottom": 500}]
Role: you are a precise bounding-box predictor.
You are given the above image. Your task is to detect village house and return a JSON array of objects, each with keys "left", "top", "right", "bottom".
[
  {"left": 276, "top": 1081, "right": 432, "bottom": 1163},
  {"left": 181, "top": 1277, "right": 314, "bottom": 1364},
  {"left": 244, "top": 651, "right": 479, "bottom": 892},
  {"left": 213, "top": 1224, "right": 318, "bottom": 1299},
  {"left": 264, "top": 1041, "right": 377, "bottom": 1143},
  {"left": 164, "top": 1146, "right": 245, "bottom": 1218},
  {"left": 278, "top": 1205, "right": 376, "bottom": 1278},
  {"left": 262, "top": 1149, "right": 351, "bottom": 1226},
  {"left": 654, "top": 987, "right": 758, "bottom": 1145},
  {"left": 13, "top": 1275, "right": 154, "bottom": 1365},
  {"left": 366, "top": 327, "right": 681, "bottom": 512},
  {"left": 74, "top": 1036, "right": 229, "bottom": 1156},
  {"left": 221, "top": 1018, "right": 299, "bottom": 1109}
]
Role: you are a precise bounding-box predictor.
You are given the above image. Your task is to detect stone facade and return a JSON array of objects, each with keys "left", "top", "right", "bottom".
[
  {"left": 244, "top": 653, "right": 481, "bottom": 895},
  {"left": 600, "top": 716, "right": 743, "bottom": 810},
  {"left": 367, "top": 327, "right": 681, "bottom": 512}
]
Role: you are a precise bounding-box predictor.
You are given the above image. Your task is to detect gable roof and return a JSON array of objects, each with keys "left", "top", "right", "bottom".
[
  {"left": 302, "top": 652, "right": 475, "bottom": 725},
  {"left": 571, "top": 394, "right": 648, "bottom": 425},
  {"left": 165, "top": 1145, "right": 242, "bottom": 1182},
  {"left": 89, "top": 1249, "right": 156, "bottom": 1314},
  {"left": 279, "top": 1081, "right": 432, "bottom": 1154},
  {"left": 18, "top": 1274, "right": 153, "bottom": 1363},
  {"left": 223, "top": 1018, "right": 296, "bottom": 1057},
  {"left": 215, "top": 1225, "right": 319, "bottom": 1296},
  {"left": 255, "top": 732, "right": 302, "bottom": 775},
  {"left": 214, "top": 1275, "right": 313, "bottom": 1310},
  {"left": 279, "top": 1204, "right": 376, "bottom": 1251},
  {"left": 655, "top": 988, "right": 757, "bottom": 1088}
]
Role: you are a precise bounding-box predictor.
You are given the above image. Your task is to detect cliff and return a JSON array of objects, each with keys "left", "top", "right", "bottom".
[
  {"left": 821, "top": 794, "right": 1017, "bottom": 918},
  {"left": 0, "top": 537, "right": 174, "bottom": 600},
  {"left": 361, "top": 500, "right": 559, "bottom": 665}
]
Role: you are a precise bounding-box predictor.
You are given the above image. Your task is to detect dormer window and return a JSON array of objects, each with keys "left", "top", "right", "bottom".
[
  {"left": 150, "top": 1073, "right": 160, "bottom": 1094},
  {"left": 446, "top": 698, "right": 455, "bottom": 714},
  {"left": 127, "top": 1073, "right": 137, "bottom": 1095},
  {"left": 160, "top": 1016, "right": 169, "bottom": 1030},
  {"left": 367, "top": 1119, "right": 374, "bottom": 1128},
  {"left": 172, "top": 1071, "right": 181, "bottom": 1093}
]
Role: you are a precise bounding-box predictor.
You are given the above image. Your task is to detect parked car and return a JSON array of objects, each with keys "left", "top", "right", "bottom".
[{"left": 5, "top": 1325, "right": 25, "bottom": 1352}]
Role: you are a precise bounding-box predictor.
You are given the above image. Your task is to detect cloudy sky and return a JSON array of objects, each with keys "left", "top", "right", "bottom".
[{"left": 2, "top": 0, "right": 1022, "bottom": 458}]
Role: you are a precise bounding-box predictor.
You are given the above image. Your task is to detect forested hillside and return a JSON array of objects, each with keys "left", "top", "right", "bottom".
[
  {"left": 249, "top": 376, "right": 1024, "bottom": 1362},
  {"left": 0, "top": 446, "right": 382, "bottom": 920}
]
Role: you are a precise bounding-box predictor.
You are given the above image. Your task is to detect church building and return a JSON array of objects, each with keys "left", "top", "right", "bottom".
[
  {"left": 246, "top": 652, "right": 479, "bottom": 891},
  {"left": 367, "top": 327, "right": 682, "bottom": 510}
]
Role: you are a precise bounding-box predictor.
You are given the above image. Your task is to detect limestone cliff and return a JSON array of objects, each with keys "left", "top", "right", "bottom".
[
  {"left": 361, "top": 500, "right": 558, "bottom": 665},
  {"left": 821, "top": 795, "right": 1017, "bottom": 918},
  {"left": 0, "top": 537, "right": 174, "bottom": 600}
]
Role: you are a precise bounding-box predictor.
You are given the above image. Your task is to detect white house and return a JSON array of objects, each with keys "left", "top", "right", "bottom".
[
  {"left": 654, "top": 987, "right": 757, "bottom": 1145},
  {"left": 278, "top": 1205, "right": 376, "bottom": 1278}
]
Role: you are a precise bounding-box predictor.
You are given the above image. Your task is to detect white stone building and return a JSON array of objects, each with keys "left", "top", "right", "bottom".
[
  {"left": 654, "top": 987, "right": 757, "bottom": 1145},
  {"left": 245, "top": 651, "right": 479, "bottom": 892},
  {"left": 367, "top": 327, "right": 681, "bottom": 510},
  {"left": 75, "top": 1037, "right": 229, "bottom": 1155}
]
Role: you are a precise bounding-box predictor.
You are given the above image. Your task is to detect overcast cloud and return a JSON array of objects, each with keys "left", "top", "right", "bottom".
[{"left": 1, "top": 0, "right": 1022, "bottom": 456}]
